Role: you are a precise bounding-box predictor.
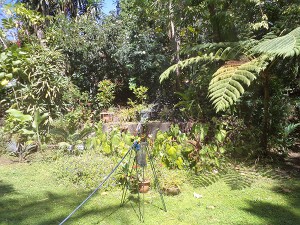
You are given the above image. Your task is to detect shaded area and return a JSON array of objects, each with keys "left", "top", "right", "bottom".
[
  {"left": 284, "top": 152, "right": 300, "bottom": 176},
  {"left": 0, "top": 180, "right": 15, "bottom": 210},
  {"left": 0, "top": 180, "right": 15, "bottom": 196},
  {"left": 242, "top": 182, "right": 300, "bottom": 225},
  {"left": 0, "top": 188, "right": 137, "bottom": 225}
]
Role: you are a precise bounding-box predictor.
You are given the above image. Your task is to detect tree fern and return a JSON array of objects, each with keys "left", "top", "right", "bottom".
[
  {"left": 183, "top": 40, "right": 257, "bottom": 57},
  {"left": 159, "top": 54, "right": 221, "bottom": 83},
  {"left": 160, "top": 27, "right": 300, "bottom": 113},
  {"left": 252, "top": 27, "right": 300, "bottom": 58},
  {"left": 208, "top": 58, "right": 268, "bottom": 112},
  {"left": 159, "top": 47, "right": 242, "bottom": 83}
]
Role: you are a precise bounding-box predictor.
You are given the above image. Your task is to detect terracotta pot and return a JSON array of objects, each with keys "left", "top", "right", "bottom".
[{"left": 138, "top": 180, "right": 150, "bottom": 193}]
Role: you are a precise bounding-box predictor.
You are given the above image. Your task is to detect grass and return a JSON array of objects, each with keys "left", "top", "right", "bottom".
[{"left": 0, "top": 155, "right": 300, "bottom": 225}]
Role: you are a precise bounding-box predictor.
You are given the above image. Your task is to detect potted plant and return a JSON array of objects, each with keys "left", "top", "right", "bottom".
[
  {"left": 159, "top": 168, "right": 185, "bottom": 196},
  {"left": 138, "top": 179, "right": 150, "bottom": 193}
]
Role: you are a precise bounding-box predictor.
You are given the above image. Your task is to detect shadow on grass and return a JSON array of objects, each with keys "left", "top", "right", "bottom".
[
  {"left": 0, "top": 186, "right": 137, "bottom": 225},
  {"left": 0, "top": 180, "right": 16, "bottom": 210},
  {"left": 0, "top": 180, "right": 15, "bottom": 196},
  {"left": 242, "top": 182, "right": 300, "bottom": 225}
]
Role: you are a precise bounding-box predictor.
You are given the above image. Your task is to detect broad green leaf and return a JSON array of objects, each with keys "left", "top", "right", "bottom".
[{"left": 6, "top": 109, "right": 32, "bottom": 122}]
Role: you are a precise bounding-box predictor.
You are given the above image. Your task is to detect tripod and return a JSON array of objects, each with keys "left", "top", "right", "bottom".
[{"left": 120, "top": 140, "right": 167, "bottom": 222}]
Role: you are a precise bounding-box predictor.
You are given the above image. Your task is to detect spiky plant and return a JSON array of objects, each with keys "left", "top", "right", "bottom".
[{"left": 6, "top": 140, "right": 37, "bottom": 161}]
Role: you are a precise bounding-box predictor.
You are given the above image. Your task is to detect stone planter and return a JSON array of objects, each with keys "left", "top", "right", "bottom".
[{"left": 164, "top": 185, "right": 180, "bottom": 196}]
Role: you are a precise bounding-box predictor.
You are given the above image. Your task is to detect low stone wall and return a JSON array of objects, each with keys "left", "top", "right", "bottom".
[{"left": 102, "top": 121, "right": 194, "bottom": 137}]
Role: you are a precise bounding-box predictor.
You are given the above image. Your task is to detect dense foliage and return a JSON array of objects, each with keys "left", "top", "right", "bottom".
[{"left": 0, "top": 0, "right": 299, "bottom": 166}]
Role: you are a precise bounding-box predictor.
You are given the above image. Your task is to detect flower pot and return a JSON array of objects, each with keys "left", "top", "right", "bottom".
[{"left": 138, "top": 179, "right": 150, "bottom": 193}]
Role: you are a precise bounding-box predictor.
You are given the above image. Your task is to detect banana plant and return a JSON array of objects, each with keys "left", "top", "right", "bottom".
[
  {"left": 32, "top": 109, "right": 49, "bottom": 148},
  {"left": 50, "top": 126, "right": 93, "bottom": 154},
  {"left": 5, "top": 108, "right": 48, "bottom": 150},
  {"left": 5, "top": 108, "right": 33, "bottom": 136}
]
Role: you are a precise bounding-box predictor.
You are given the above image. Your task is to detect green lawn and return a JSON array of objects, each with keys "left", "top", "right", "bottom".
[{"left": 0, "top": 157, "right": 299, "bottom": 225}]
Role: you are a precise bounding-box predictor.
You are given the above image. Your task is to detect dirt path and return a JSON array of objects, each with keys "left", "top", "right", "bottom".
[{"left": 0, "top": 155, "right": 17, "bottom": 165}]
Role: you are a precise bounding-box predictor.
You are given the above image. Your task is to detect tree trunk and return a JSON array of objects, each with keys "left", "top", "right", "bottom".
[
  {"left": 207, "top": 3, "right": 222, "bottom": 42},
  {"left": 168, "top": 0, "right": 181, "bottom": 89},
  {"left": 261, "top": 71, "right": 270, "bottom": 154}
]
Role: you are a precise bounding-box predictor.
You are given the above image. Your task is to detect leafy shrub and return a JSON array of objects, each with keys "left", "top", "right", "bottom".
[
  {"left": 152, "top": 122, "right": 228, "bottom": 172},
  {"left": 96, "top": 80, "right": 116, "bottom": 110},
  {"left": 152, "top": 125, "right": 190, "bottom": 169},
  {"left": 130, "top": 85, "right": 148, "bottom": 104},
  {"left": 49, "top": 107, "right": 93, "bottom": 144},
  {"left": 156, "top": 166, "right": 187, "bottom": 191},
  {"left": 117, "top": 84, "right": 149, "bottom": 122},
  {"left": 55, "top": 152, "right": 118, "bottom": 189},
  {"left": 86, "top": 123, "right": 134, "bottom": 156},
  {"left": 118, "top": 104, "right": 146, "bottom": 122},
  {"left": 186, "top": 121, "right": 227, "bottom": 172}
]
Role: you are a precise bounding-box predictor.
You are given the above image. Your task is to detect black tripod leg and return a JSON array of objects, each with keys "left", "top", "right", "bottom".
[
  {"left": 147, "top": 148, "right": 167, "bottom": 212},
  {"left": 121, "top": 149, "right": 134, "bottom": 204},
  {"left": 135, "top": 158, "right": 143, "bottom": 222},
  {"left": 142, "top": 165, "right": 145, "bottom": 222}
]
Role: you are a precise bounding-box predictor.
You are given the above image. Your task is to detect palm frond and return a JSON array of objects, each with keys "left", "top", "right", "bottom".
[
  {"left": 208, "top": 57, "right": 269, "bottom": 112},
  {"left": 252, "top": 27, "right": 300, "bottom": 58}
]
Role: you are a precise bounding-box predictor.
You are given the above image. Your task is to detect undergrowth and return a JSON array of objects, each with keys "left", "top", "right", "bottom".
[{"left": 55, "top": 152, "right": 118, "bottom": 189}]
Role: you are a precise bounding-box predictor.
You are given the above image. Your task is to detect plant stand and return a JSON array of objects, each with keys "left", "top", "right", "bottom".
[{"left": 120, "top": 141, "right": 167, "bottom": 222}]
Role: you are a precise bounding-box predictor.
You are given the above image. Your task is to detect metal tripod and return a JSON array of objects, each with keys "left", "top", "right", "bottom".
[{"left": 120, "top": 141, "right": 167, "bottom": 222}]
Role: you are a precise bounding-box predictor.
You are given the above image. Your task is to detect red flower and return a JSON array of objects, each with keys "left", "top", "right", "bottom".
[
  {"left": 17, "top": 40, "right": 21, "bottom": 48},
  {"left": 132, "top": 165, "right": 140, "bottom": 169}
]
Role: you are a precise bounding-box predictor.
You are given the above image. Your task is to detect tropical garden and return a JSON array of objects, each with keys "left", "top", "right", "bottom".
[{"left": 0, "top": 0, "right": 299, "bottom": 224}]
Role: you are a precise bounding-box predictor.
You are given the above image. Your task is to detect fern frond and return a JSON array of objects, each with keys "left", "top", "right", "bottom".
[
  {"left": 208, "top": 58, "right": 268, "bottom": 112},
  {"left": 252, "top": 27, "right": 300, "bottom": 58},
  {"left": 159, "top": 54, "right": 221, "bottom": 83},
  {"left": 183, "top": 40, "right": 257, "bottom": 58}
]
